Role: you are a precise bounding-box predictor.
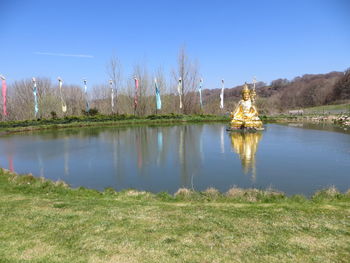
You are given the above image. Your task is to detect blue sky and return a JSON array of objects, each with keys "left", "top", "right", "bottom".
[{"left": 1, "top": 0, "right": 349, "bottom": 89}]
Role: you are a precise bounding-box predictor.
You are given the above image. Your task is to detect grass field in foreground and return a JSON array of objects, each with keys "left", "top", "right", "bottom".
[{"left": 0, "top": 169, "right": 349, "bottom": 263}]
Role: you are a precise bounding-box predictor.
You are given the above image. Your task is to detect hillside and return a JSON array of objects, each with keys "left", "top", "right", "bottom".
[{"left": 202, "top": 70, "right": 349, "bottom": 114}]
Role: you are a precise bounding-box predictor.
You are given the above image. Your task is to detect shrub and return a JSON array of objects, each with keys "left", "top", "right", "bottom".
[
  {"left": 50, "top": 111, "right": 57, "bottom": 119},
  {"left": 82, "top": 108, "right": 99, "bottom": 116},
  {"left": 203, "top": 187, "right": 220, "bottom": 199},
  {"left": 312, "top": 186, "right": 342, "bottom": 201}
]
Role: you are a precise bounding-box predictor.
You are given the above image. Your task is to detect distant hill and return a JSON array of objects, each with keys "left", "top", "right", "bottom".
[{"left": 201, "top": 70, "right": 349, "bottom": 114}]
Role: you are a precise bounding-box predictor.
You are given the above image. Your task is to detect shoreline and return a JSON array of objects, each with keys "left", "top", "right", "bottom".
[
  {"left": 1, "top": 113, "right": 349, "bottom": 136},
  {"left": 0, "top": 114, "right": 229, "bottom": 135},
  {"left": 1, "top": 168, "right": 349, "bottom": 202}
]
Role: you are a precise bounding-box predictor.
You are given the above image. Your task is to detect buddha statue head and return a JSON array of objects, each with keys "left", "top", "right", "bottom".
[{"left": 241, "top": 83, "right": 250, "bottom": 101}]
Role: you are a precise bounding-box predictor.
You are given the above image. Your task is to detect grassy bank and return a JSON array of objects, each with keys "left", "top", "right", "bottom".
[
  {"left": 0, "top": 169, "right": 349, "bottom": 262},
  {"left": 2, "top": 113, "right": 347, "bottom": 136},
  {"left": 303, "top": 103, "right": 350, "bottom": 114},
  {"left": 0, "top": 114, "right": 229, "bottom": 135}
]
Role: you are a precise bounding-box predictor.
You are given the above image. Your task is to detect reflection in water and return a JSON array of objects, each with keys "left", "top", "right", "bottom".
[
  {"left": 63, "top": 137, "right": 69, "bottom": 177},
  {"left": 157, "top": 129, "right": 163, "bottom": 166},
  {"left": 8, "top": 155, "right": 14, "bottom": 172},
  {"left": 178, "top": 125, "right": 203, "bottom": 188},
  {"left": 5, "top": 140, "right": 14, "bottom": 172},
  {"left": 0, "top": 123, "right": 349, "bottom": 196},
  {"left": 220, "top": 126, "right": 225, "bottom": 154},
  {"left": 230, "top": 132, "right": 262, "bottom": 182},
  {"left": 136, "top": 129, "right": 143, "bottom": 169},
  {"left": 38, "top": 153, "right": 44, "bottom": 178}
]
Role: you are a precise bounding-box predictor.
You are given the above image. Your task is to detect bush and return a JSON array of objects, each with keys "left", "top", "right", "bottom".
[
  {"left": 82, "top": 108, "right": 99, "bottom": 116},
  {"left": 50, "top": 111, "right": 57, "bottom": 119}
]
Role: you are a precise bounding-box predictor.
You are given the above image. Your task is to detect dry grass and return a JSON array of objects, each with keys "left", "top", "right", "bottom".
[
  {"left": 174, "top": 187, "right": 194, "bottom": 197},
  {"left": 20, "top": 242, "right": 55, "bottom": 260},
  {"left": 203, "top": 187, "right": 220, "bottom": 198},
  {"left": 312, "top": 186, "right": 342, "bottom": 200}
]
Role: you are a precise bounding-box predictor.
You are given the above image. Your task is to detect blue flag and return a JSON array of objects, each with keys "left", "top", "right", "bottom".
[
  {"left": 83, "top": 80, "right": 90, "bottom": 112},
  {"left": 155, "top": 79, "right": 162, "bottom": 110}
]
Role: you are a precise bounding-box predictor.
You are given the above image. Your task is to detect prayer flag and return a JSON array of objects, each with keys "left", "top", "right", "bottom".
[
  {"left": 83, "top": 79, "right": 90, "bottom": 112},
  {"left": 220, "top": 79, "right": 224, "bottom": 109},
  {"left": 1, "top": 76, "right": 7, "bottom": 116},
  {"left": 134, "top": 77, "right": 138, "bottom": 110},
  {"left": 58, "top": 78, "right": 67, "bottom": 113},
  {"left": 155, "top": 78, "right": 161, "bottom": 110},
  {"left": 199, "top": 79, "right": 203, "bottom": 108},
  {"left": 32, "top": 78, "right": 39, "bottom": 117},
  {"left": 177, "top": 78, "right": 183, "bottom": 109},
  {"left": 109, "top": 80, "right": 114, "bottom": 112}
]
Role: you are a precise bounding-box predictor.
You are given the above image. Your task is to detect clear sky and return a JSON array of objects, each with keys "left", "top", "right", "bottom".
[{"left": 1, "top": 0, "right": 349, "bottom": 89}]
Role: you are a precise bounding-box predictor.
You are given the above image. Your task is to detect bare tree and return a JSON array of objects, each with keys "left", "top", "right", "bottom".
[
  {"left": 62, "top": 85, "right": 86, "bottom": 116},
  {"left": 91, "top": 84, "right": 111, "bottom": 114},
  {"left": 132, "top": 63, "right": 152, "bottom": 116},
  {"left": 173, "top": 46, "right": 200, "bottom": 114},
  {"left": 106, "top": 55, "right": 122, "bottom": 114}
]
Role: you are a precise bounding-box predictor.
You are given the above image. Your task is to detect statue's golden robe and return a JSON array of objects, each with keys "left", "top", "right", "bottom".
[
  {"left": 230, "top": 84, "right": 263, "bottom": 129},
  {"left": 231, "top": 99, "right": 263, "bottom": 128}
]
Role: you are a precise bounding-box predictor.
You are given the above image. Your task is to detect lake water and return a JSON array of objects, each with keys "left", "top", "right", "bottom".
[{"left": 0, "top": 123, "right": 349, "bottom": 196}]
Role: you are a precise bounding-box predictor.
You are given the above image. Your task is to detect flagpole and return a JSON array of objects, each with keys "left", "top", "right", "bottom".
[
  {"left": 109, "top": 79, "right": 114, "bottom": 114},
  {"left": 177, "top": 77, "right": 183, "bottom": 111},
  {"left": 83, "top": 79, "right": 90, "bottom": 113},
  {"left": 0, "top": 75, "right": 7, "bottom": 119},
  {"left": 154, "top": 78, "right": 162, "bottom": 114},
  {"left": 199, "top": 78, "right": 203, "bottom": 110},
  {"left": 58, "top": 77, "right": 67, "bottom": 114},
  {"left": 220, "top": 79, "right": 224, "bottom": 110},
  {"left": 134, "top": 77, "right": 138, "bottom": 115},
  {"left": 32, "top": 77, "right": 39, "bottom": 118},
  {"left": 155, "top": 78, "right": 158, "bottom": 115}
]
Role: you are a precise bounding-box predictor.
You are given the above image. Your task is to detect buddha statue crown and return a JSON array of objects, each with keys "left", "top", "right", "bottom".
[{"left": 242, "top": 83, "right": 250, "bottom": 94}]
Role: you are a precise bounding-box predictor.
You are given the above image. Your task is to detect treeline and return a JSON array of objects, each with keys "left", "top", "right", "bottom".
[
  {"left": 1, "top": 47, "right": 349, "bottom": 120},
  {"left": 0, "top": 47, "right": 205, "bottom": 121}
]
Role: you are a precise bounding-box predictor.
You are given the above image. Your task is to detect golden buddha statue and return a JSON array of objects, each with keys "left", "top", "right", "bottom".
[
  {"left": 230, "top": 83, "right": 263, "bottom": 129},
  {"left": 230, "top": 132, "right": 262, "bottom": 181}
]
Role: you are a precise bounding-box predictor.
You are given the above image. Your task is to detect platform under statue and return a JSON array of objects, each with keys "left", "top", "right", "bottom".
[{"left": 229, "top": 83, "right": 264, "bottom": 131}]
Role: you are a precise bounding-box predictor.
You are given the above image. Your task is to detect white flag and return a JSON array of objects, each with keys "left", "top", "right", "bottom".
[
  {"left": 220, "top": 79, "right": 224, "bottom": 109},
  {"left": 110, "top": 80, "right": 114, "bottom": 112},
  {"left": 58, "top": 78, "right": 67, "bottom": 113},
  {"left": 177, "top": 78, "right": 183, "bottom": 109},
  {"left": 199, "top": 79, "right": 203, "bottom": 108}
]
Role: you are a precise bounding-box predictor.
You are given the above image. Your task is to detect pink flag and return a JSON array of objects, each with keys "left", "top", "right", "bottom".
[
  {"left": 1, "top": 78, "right": 7, "bottom": 116},
  {"left": 134, "top": 78, "right": 139, "bottom": 110}
]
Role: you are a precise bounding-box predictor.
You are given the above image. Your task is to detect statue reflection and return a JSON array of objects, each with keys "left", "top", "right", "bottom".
[
  {"left": 4, "top": 140, "right": 15, "bottom": 172},
  {"left": 230, "top": 132, "right": 262, "bottom": 182}
]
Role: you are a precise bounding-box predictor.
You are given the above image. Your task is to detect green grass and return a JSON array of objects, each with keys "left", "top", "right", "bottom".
[
  {"left": 300, "top": 103, "right": 350, "bottom": 115},
  {"left": 303, "top": 103, "right": 350, "bottom": 112},
  {"left": 0, "top": 168, "right": 349, "bottom": 262},
  {"left": 0, "top": 114, "right": 230, "bottom": 135}
]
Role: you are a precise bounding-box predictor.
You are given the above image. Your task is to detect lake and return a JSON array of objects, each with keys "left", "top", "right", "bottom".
[{"left": 0, "top": 123, "right": 349, "bottom": 196}]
